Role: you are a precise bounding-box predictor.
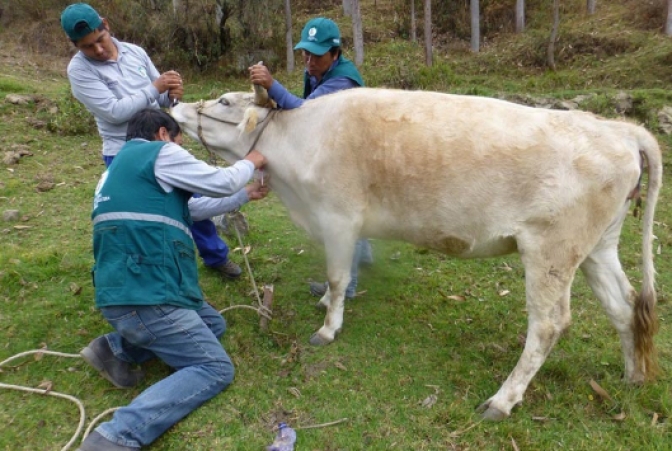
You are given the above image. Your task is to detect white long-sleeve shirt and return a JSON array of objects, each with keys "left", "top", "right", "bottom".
[
  {"left": 94, "top": 140, "right": 255, "bottom": 220},
  {"left": 67, "top": 38, "right": 172, "bottom": 157}
]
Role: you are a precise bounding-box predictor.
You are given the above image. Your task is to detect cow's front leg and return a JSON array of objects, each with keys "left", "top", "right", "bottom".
[{"left": 309, "top": 229, "right": 358, "bottom": 346}]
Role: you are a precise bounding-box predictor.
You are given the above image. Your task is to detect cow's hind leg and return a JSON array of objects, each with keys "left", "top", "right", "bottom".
[
  {"left": 478, "top": 247, "right": 577, "bottom": 420},
  {"left": 579, "top": 205, "right": 644, "bottom": 382},
  {"left": 309, "top": 225, "right": 358, "bottom": 346}
]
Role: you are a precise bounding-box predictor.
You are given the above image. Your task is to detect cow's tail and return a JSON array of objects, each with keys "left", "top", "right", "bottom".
[{"left": 633, "top": 125, "right": 662, "bottom": 380}]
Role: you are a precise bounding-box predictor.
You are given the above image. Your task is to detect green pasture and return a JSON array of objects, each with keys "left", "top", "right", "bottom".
[{"left": 2, "top": 4, "right": 672, "bottom": 449}]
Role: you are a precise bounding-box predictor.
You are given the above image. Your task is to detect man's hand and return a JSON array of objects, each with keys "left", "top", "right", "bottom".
[
  {"left": 153, "top": 70, "right": 182, "bottom": 95},
  {"left": 244, "top": 150, "right": 267, "bottom": 169},
  {"left": 249, "top": 64, "right": 274, "bottom": 90},
  {"left": 168, "top": 83, "right": 183, "bottom": 104},
  {"left": 245, "top": 180, "right": 269, "bottom": 201}
]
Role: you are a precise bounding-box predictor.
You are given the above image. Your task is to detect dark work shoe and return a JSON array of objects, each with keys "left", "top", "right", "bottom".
[
  {"left": 309, "top": 281, "right": 328, "bottom": 297},
  {"left": 213, "top": 260, "right": 242, "bottom": 279},
  {"left": 80, "top": 337, "right": 144, "bottom": 389},
  {"left": 309, "top": 282, "right": 354, "bottom": 300},
  {"left": 77, "top": 431, "right": 140, "bottom": 451}
]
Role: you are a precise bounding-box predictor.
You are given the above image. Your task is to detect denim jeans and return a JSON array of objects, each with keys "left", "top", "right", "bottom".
[
  {"left": 347, "top": 239, "right": 373, "bottom": 298},
  {"left": 96, "top": 302, "right": 234, "bottom": 448}
]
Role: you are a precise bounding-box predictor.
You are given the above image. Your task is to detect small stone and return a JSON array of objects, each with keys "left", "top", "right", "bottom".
[
  {"left": 36, "top": 181, "right": 55, "bottom": 192},
  {"left": 5, "top": 94, "right": 33, "bottom": 105},
  {"left": 3, "top": 210, "right": 20, "bottom": 222},
  {"left": 3, "top": 151, "right": 19, "bottom": 165}
]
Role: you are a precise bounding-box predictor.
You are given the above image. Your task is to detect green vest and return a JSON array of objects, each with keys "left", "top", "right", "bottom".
[
  {"left": 302, "top": 55, "right": 364, "bottom": 98},
  {"left": 91, "top": 140, "right": 204, "bottom": 310}
]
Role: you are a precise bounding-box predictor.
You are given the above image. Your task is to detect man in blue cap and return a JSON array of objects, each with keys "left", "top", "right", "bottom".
[
  {"left": 60, "top": 2, "right": 244, "bottom": 282},
  {"left": 249, "top": 17, "right": 373, "bottom": 302}
]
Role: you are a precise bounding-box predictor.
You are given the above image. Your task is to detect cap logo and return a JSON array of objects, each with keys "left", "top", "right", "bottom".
[{"left": 307, "top": 27, "right": 318, "bottom": 42}]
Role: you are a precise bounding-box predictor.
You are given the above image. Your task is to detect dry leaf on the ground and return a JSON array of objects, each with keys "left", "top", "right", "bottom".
[
  {"left": 589, "top": 379, "right": 614, "bottom": 403},
  {"left": 420, "top": 394, "right": 437, "bottom": 408}
]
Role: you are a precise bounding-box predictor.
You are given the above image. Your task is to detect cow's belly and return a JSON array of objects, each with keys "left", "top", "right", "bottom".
[
  {"left": 376, "top": 227, "right": 518, "bottom": 259},
  {"left": 458, "top": 236, "right": 518, "bottom": 258}
]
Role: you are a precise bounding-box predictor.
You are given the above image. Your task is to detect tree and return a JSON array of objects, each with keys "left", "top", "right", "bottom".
[
  {"left": 666, "top": 0, "right": 672, "bottom": 35},
  {"left": 351, "top": 0, "right": 364, "bottom": 66},
  {"left": 547, "top": 0, "right": 560, "bottom": 70},
  {"left": 470, "top": 0, "right": 480, "bottom": 52},
  {"left": 343, "top": 0, "right": 353, "bottom": 16},
  {"left": 410, "top": 0, "right": 417, "bottom": 42},
  {"left": 424, "top": 0, "right": 432, "bottom": 66},
  {"left": 516, "top": 0, "right": 525, "bottom": 33},
  {"left": 284, "top": 0, "right": 294, "bottom": 72},
  {"left": 172, "top": 0, "right": 183, "bottom": 15},
  {"left": 587, "top": 0, "right": 596, "bottom": 15}
]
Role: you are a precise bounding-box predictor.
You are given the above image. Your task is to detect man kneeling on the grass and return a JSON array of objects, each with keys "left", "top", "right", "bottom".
[{"left": 79, "top": 108, "right": 266, "bottom": 451}]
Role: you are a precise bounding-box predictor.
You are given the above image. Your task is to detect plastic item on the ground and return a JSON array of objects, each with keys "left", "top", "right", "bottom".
[{"left": 266, "top": 422, "right": 296, "bottom": 451}]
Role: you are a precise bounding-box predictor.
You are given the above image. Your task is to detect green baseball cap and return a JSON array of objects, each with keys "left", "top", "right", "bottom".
[
  {"left": 61, "top": 3, "right": 103, "bottom": 42},
  {"left": 294, "top": 18, "right": 341, "bottom": 56}
]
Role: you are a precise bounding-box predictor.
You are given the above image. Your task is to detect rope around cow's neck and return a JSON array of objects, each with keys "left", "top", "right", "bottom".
[{"left": 196, "top": 99, "right": 278, "bottom": 164}]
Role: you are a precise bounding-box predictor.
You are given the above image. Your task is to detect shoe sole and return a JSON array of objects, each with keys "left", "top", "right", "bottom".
[{"left": 80, "top": 346, "right": 132, "bottom": 389}]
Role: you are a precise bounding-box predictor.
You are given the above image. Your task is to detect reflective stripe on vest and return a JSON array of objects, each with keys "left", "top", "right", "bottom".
[{"left": 93, "top": 212, "right": 193, "bottom": 239}]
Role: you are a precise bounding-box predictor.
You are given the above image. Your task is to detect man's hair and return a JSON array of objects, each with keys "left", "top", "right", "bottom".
[
  {"left": 71, "top": 22, "right": 105, "bottom": 44},
  {"left": 126, "top": 108, "right": 182, "bottom": 141},
  {"left": 329, "top": 46, "right": 341, "bottom": 57}
]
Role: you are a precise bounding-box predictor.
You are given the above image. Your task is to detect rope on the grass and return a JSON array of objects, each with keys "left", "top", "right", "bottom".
[
  {"left": 230, "top": 212, "right": 272, "bottom": 321},
  {"left": 0, "top": 350, "right": 86, "bottom": 451},
  {"left": 1, "top": 221, "right": 271, "bottom": 450}
]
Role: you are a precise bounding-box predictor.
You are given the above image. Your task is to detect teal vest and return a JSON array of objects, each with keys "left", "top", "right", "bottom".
[
  {"left": 91, "top": 140, "right": 203, "bottom": 310},
  {"left": 303, "top": 55, "right": 364, "bottom": 98}
]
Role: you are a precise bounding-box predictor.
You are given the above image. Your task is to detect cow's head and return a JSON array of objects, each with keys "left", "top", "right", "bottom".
[{"left": 170, "top": 85, "right": 275, "bottom": 163}]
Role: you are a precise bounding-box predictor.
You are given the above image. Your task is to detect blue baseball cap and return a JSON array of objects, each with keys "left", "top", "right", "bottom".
[
  {"left": 294, "top": 18, "right": 341, "bottom": 56},
  {"left": 61, "top": 3, "right": 103, "bottom": 42}
]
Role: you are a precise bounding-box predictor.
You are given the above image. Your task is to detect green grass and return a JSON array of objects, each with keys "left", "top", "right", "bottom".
[{"left": 2, "top": 1, "right": 672, "bottom": 450}]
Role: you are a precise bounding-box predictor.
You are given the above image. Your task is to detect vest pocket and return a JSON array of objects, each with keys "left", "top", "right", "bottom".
[
  {"left": 93, "top": 225, "right": 126, "bottom": 288},
  {"left": 173, "top": 240, "right": 201, "bottom": 300}
]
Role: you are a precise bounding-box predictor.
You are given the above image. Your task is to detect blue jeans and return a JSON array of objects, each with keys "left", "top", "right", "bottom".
[
  {"left": 104, "top": 157, "right": 230, "bottom": 269},
  {"left": 96, "top": 303, "right": 234, "bottom": 448},
  {"left": 346, "top": 239, "right": 373, "bottom": 298}
]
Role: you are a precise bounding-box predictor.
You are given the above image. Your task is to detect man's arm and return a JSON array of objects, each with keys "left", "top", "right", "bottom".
[
  {"left": 188, "top": 190, "right": 249, "bottom": 221},
  {"left": 266, "top": 77, "right": 358, "bottom": 109},
  {"left": 68, "top": 62, "right": 162, "bottom": 125},
  {"left": 154, "top": 143, "right": 264, "bottom": 198}
]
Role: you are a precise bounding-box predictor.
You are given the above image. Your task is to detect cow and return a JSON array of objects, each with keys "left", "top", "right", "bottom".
[{"left": 170, "top": 86, "right": 662, "bottom": 420}]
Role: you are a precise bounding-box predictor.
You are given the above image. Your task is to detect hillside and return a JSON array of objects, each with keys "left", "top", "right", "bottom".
[
  {"left": 1, "top": 0, "right": 671, "bottom": 92},
  {"left": 1, "top": 0, "right": 672, "bottom": 139}
]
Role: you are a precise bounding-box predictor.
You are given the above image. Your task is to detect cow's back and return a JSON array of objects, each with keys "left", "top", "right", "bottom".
[{"left": 269, "top": 89, "right": 643, "bottom": 257}]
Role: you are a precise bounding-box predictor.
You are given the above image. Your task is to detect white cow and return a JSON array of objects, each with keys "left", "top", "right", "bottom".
[{"left": 171, "top": 86, "right": 662, "bottom": 420}]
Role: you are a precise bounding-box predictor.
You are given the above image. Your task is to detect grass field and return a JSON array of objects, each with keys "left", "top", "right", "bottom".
[{"left": 2, "top": 1, "right": 672, "bottom": 450}]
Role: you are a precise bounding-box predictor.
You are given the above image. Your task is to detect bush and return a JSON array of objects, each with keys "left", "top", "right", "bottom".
[{"left": 46, "top": 88, "right": 97, "bottom": 136}]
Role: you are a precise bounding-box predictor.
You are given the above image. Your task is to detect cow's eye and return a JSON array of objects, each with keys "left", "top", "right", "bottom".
[{"left": 219, "top": 98, "right": 230, "bottom": 106}]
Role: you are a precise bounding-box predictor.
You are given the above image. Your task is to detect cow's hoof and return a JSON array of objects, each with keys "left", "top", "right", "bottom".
[
  {"left": 476, "top": 401, "right": 508, "bottom": 421},
  {"left": 309, "top": 332, "right": 333, "bottom": 346}
]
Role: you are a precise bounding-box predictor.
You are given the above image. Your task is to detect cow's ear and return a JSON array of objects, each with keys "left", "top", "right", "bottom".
[{"left": 238, "top": 108, "right": 259, "bottom": 134}]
